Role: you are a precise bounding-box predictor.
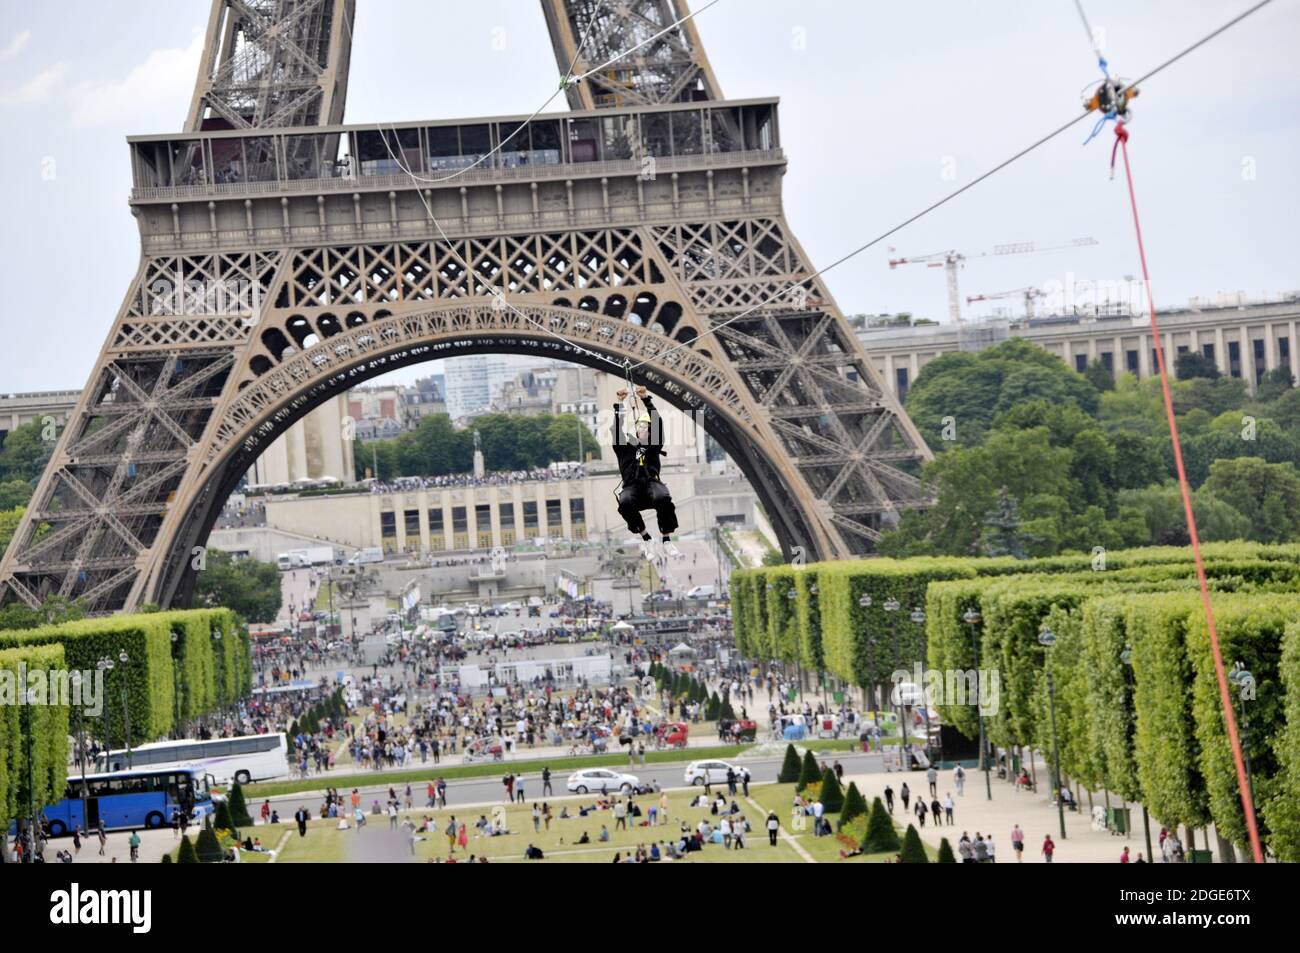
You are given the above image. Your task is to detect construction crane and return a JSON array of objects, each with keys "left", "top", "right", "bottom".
[
  {"left": 966, "top": 286, "right": 1044, "bottom": 319},
  {"left": 888, "top": 237, "right": 1098, "bottom": 323}
]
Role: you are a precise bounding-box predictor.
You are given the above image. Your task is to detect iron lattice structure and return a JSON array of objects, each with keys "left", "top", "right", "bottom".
[{"left": 0, "top": 1, "right": 933, "bottom": 614}]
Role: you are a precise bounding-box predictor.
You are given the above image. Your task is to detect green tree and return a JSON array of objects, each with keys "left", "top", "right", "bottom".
[
  {"left": 819, "top": 766, "right": 844, "bottom": 813},
  {"left": 937, "top": 837, "right": 957, "bottom": 863},
  {"left": 0, "top": 506, "right": 25, "bottom": 555},
  {"left": 778, "top": 744, "right": 802, "bottom": 784},
  {"left": 228, "top": 782, "right": 253, "bottom": 827},
  {"left": 838, "top": 782, "right": 868, "bottom": 830},
  {"left": 899, "top": 824, "right": 929, "bottom": 862},
  {"left": 1256, "top": 366, "right": 1295, "bottom": 402},
  {"left": 1203, "top": 457, "right": 1300, "bottom": 542},
  {"left": 195, "top": 822, "right": 223, "bottom": 863},
  {"left": 0, "top": 479, "right": 32, "bottom": 510},
  {"left": 0, "top": 419, "right": 56, "bottom": 483},
  {"left": 861, "top": 797, "right": 900, "bottom": 853},
  {"left": 1111, "top": 432, "right": 1166, "bottom": 490},
  {"left": 214, "top": 799, "right": 236, "bottom": 834},
  {"left": 0, "top": 593, "right": 84, "bottom": 632},
  {"left": 191, "top": 549, "right": 281, "bottom": 623},
  {"left": 1083, "top": 357, "right": 1115, "bottom": 392},
  {"left": 904, "top": 339, "right": 1098, "bottom": 452},
  {"left": 978, "top": 487, "right": 1030, "bottom": 559},
  {"left": 1175, "top": 351, "right": 1220, "bottom": 380},
  {"left": 796, "top": 750, "right": 821, "bottom": 791},
  {"left": 176, "top": 834, "right": 199, "bottom": 863}
]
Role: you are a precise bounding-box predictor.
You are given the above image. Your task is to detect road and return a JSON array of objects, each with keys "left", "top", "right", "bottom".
[{"left": 257, "top": 750, "right": 889, "bottom": 815}]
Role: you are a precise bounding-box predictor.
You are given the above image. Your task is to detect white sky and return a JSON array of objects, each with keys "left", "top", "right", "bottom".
[{"left": 0, "top": 0, "right": 1295, "bottom": 392}]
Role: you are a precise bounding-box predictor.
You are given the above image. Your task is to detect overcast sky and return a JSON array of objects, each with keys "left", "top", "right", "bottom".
[{"left": 0, "top": 0, "right": 1295, "bottom": 393}]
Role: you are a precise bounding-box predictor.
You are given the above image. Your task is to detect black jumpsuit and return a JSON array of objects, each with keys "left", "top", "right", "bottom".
[{"left": 613, "top": 396, "right": 678, "bottom": 536}]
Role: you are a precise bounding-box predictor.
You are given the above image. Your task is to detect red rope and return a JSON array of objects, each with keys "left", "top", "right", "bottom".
[{"left": 1115, "top": 123, "right": 1264, "bottom": 863}]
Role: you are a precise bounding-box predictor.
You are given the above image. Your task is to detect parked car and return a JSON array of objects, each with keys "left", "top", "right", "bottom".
[
  {"left": 566, "top": 768, "right": 638, "bottom": 794},
  {"left": 684, "top": 759, "right": 740, "bottom": 786}
]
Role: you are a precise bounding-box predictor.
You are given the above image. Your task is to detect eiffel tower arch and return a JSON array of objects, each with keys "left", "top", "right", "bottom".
[{"left": 0, "top": 0, "right": 933, "bottom": 615}]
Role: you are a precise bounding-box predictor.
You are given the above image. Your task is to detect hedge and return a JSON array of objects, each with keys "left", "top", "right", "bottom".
[
  {"left": 763, "top": 566, "right": 799, "bottom": 665},
  {"left": 0, "top": 608, "right": 250, "bottom": 746},
  {"left": 1271, "top": 622, "right": 1300, "bottom": 861},
  {"left": 1184, "top": 595, "right": 1292, "bottom": 850},
  {"left": 733, "top": 543, "right": 1300, "bottom": 679},
  {"left": 1127, "top": 593, "right": 1212, "bottom": 832},
  {"left": 0, "top": 643, "right": 70, "bottom": 834}
]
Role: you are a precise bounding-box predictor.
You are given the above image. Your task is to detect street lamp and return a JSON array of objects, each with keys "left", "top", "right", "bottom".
[
  {"left": 963, "top": 607, "right": 992, "bottom": 800},
  {"left": 170, "top": 631, "right": 183, "bottom": 740},
  {"left": 911, "top": 606, "right": 933, "bottom": 761},
  {"left": 1228, "top": 663, "right": 1257, "bottom": 815},
  {"left": 97, "top": 656, "right": 114, "bottom": 766},
  {"left": 1120, "top": 645, "right": 1153, "bottom": 861},
  {"left": 883, "top": 598, "right": 907, "bottom": 769},
  {"left": 118, "top": 650, "right": 133, "bottom": 770},
  {"left": 858, "top": 594, "right": 880, "bottom": 734},
  {"left": 1038, "top": 626, "right": 1066, "bottom": 840},
  {"left": 23, "top": 685, "right": 41, "bottom": 863}
]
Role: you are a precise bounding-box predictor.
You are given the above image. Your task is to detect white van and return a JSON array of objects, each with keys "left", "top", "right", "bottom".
[
  {"left": 348, "top": 546, "right": 383, "bottom": 566},
  {"left": 685, "top": 585, "right": 717, "bottom": 600},
  {"left": 276, "top": 552, "right": 309, "bottom": 571}
]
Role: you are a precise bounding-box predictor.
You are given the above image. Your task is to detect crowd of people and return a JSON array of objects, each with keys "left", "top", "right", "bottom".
[{"left": 366, "top": 466, "right": 587, "bottom": 494}]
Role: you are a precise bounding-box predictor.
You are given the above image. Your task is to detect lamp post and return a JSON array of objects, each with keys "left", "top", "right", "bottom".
[
  {"left": 1120, "top": 645, "right": 1154, "bottom": 862},
  {"left": 97, "top": 656, "right": 113, "bottom": 767},
  {"left": 170, "top": 631, "right": 183, "bottom": 740},
  {"left": 787, "top": 587, "right": 803, "bottom": 701},
  {"left": 963, "top": 607, "right": 992, "bottom": 800},
  {"left": 858, "top": 595, "right": 880, "bottom": 734},
  {"left": 883, "top": 598, "right": 906, "bottom": 768},
  {"left": 23, "top": 686, "right": 40, "bottom": 863},
  {"left": 1228, "top": 663, "right": 1257, "bottom": 816},
  {"left": 911, "top": 606, "right": 932, "bottom": 761},
  {"left": 118, "top": 650, "right": 133, "bottom": 770},
  {"left": 1038, "top": 626, "right": 1066, "bottom": 840}
]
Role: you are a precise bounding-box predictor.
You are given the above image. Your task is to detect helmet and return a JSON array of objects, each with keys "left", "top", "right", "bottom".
[{"left": 636, "top": 414, "right": 652, "bottom": 425}]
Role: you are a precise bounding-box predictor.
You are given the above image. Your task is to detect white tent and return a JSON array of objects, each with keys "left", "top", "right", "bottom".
[
  {"left": 610, "top": 621, "right": 635, "bottom": 633},
  {"left": 669, "top": 642, "right": 695, "bottom": 656}
]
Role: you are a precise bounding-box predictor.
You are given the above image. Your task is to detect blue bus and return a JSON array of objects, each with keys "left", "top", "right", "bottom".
[{"left": 33, "top": 767, "right": 216, "bottom": 836}]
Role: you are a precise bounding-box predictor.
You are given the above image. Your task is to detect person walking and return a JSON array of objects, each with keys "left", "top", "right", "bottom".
[
  {"left": 515, "top": 776, "right": 526, "bottom": 804},
  {"left": 900, "top": 782, "right": 910, "bottom": 813},
  {"left": 1042, "top": 834, "right": 1056, "bottom": 863},
  {"left": 129, "top": 830, "right": 141, "bottom": 863},
  {"left": 767, "top": 811, "right": 780, "bottom": 847},
  {"left": 943, "top": 793, "right": 955, "bottom": 825},
  {"left": 1011, "top": 824, "right": 1025, "bottom": 862},
  {"left": 954, "top": 763, "right": 965, "bottom": 796},
  {"left": 542, "top": 766, "right": 553, "bottom": 797},
  {"left": 914, "top": 799, "right": 926, "bottom": 827},
  {"left": 930, "top": 796, "right": 942, "bottom": 826},
  {"left": 927, "top": 764, "right": 938, "bottom": 797},
  {"left": 446, "top": 816, "right": 458, "bottom": 854},
  {"left": 97, "top": 822, "right": 107, "bottom": 857},
  {"left": 294, "top": 805, "right": 309, "bottom": 837},
  {"left": 884, "top": 785, "right": 895, "bottom": 814}
]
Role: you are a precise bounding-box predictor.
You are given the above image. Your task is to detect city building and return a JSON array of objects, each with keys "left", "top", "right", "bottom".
[
  {"left": 255, "top": 460, "right": 755, "bottom": 555},
  {"left": 0, "top": 390, "right": 79, "bottom": 446},
  {"left": 857, "top": 295, "right": 1300, "bottom": 401}
]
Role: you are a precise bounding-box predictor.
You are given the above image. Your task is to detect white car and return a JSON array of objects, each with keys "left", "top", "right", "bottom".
[
  {"left": 567, "top": 768, "right": 639, "bottom": 794},
  {"left": 684, "top": 759, "right": 740, "bottom": 787},
  {"left": 500, "top": 601, "right": 523, "bottom": 611}
]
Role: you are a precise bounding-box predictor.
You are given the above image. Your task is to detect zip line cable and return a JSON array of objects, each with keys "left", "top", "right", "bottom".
[
  {"left": 352, "top": 1, "right": 1274, "bottom": 387},
  {"left": 1087, "top": 0, "right": 1278, "bottom": 865},
  {"left": 624, "top": 0, "right": 1277, "bottom": 372}
]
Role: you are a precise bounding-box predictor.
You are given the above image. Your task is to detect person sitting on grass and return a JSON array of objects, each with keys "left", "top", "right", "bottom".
[
  {"left": 599, "top": 825, "right": 610, "bottom": 842},
  {"left": 577, "top": 831, "right": 591, "bottom": 845},
  {"left": 524, "top": 844, "right": 544, "bottom": 860}
]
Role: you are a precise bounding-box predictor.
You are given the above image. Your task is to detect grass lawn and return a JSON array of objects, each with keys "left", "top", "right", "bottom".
[
  {"left": 745, "top": 782, "right": 938, "bottom": 863},
  {"left": 268, "top": 786, "right": 806, "bottom": 863},
  {"left": 245, "top": 743, "right": 758, "bottom": 799}
]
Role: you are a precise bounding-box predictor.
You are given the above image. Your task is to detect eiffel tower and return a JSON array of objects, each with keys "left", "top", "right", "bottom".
[{"left": 0, "top": 0, "right": 933, "bottom": 614}]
